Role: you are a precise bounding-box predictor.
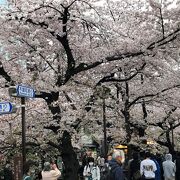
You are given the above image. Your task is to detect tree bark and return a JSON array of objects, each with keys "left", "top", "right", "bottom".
[
  {"left": 140, "top": 74, "right": 147, "bottom": 137},
  {"left": 121, "top": 80, "right": 132, "bottom": 143},
  {"left": 61, "top": 131, "right": 79, "bottom": 180}
]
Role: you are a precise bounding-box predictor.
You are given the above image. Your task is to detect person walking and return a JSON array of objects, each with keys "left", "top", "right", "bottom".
[
  {"left": 100, "top": 155, "right": 111, "bottom": 180},
  {"left": 140, "top": 151, "right": 157, "bottom": 180},
  {"left": 83, "top": 157, "right": 100, "bottom": 180},
  {"left": 23, "top": 161, "right": 33, "bottom": 180},
  {"left": 129, "top": 152, "right": 141, "bottom": 180},
  {"left": 108, "top": 150, "right": 125, "bottom": 180},
  {"left": 41, "top": 162, "right": 61, "bottom": 180},
  {"left": 175, "top": 152, "right": 180, "bottom": 180},
  {"left": 151, "top": 154, "right": 161, "bottom": 180},
  {"left": 162, "top": 153, "right": 176, "bottom": 180},
  {"left": 82, "top": 150, "right": 93, "bottom": 168},
  {"left": 4, "top": 162, "right": 13, "bottom": 180}
]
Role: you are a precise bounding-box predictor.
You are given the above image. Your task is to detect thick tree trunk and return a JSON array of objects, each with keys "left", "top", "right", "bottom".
[
  {"left": 61, "top": 131, "right": 79, "bottom": 180},
  {"left": 140, "top": 74, "right": 147, "bottom": 137},
  {"left": 123, "top": 81, "right": 132, "bottom": 143},
  {"left": 123, "top": 109, "right": 132, "bottom": 143},
  {"left": 166, "top": 131, "right": 175, "bottom": 155}
]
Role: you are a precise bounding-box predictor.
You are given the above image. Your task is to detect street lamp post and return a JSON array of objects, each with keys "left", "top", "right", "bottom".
[
  {"left": 169, "top": 122, "right": 174, "bottom": 152},
  {"left": 21, "top": 97, "right": 26, "bottom": 172},
  {"left": 96, "top": 85, "right": 110, "bottom": 158},
  {"left": 102, "top": 98, "right": 107, "bottom": 158}
]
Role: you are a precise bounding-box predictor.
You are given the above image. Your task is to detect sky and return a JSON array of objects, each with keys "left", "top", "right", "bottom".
[{"left": 0, "top": 0, "right": 7, "bottom": 5}]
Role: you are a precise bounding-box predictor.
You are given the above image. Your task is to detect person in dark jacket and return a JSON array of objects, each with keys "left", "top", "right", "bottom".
[
  {"left": 175, "top": 152, "right": 180, "bottom": 180},
  {"left": 109, "top": 151, "right": 125, "bottom": 180},
  {"left": 23, "top": 161, "right": 33, "bottom": 180},
  {"left": 151, "top": 154, "right": 161, "bottom": 180},
  {"left": 129, "top": 152, "right": 141, "bottom": 180},
  {"left": 4, "top": 162, "right": 13, "bottom": 180}
]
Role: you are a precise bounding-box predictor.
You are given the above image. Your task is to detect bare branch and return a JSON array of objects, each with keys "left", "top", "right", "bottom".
[
  {"left": 74, "top": 27, "right": 180, "bottom": 75},
  {"left": 159, "top": 8, "right": 165, "bottom": 38},
  {"left": 97, "top": 62, "right": 146, "bottom": 85},
  {"left": 0, "top": 61, "right": 14, "bottom": 86},
  {"left": 106, "top": 0, "right": 116, "bottom": 22},
  {"left": 28, "top": 5, "right": 63, "bottom": 16},
  {"left": 19, "top": 38, "right": 58, "bottom": 73},
  {"left": 128, "top": 84, "right": 180, "bottom": 108},
  {"left": 63, "top": 91, "right": 77, "bottom": 110}
]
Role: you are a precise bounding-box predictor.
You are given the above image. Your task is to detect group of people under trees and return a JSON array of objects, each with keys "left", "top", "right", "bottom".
[
  {"left": 128, "top": 151, "right": 177, "bottom": 180},
  {"left": 1, "top": 149, "right": 180, "bottom": 180},
  {"left": 1, "top": 160, "right": 61, "bottom": 180},
  {"left": 79, "top": 150, "right": 125, "bottom": 180},
  {"left": 79, "top": 150, "right": 179, "bottom": 180},
  {"left": 23, "top": 161, "right": 61, "bottom": 180}
]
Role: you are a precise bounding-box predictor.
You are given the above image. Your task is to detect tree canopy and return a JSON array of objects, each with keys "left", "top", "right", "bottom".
[{"left": 0, "top": 0, "right": 180, "bottom": 157}]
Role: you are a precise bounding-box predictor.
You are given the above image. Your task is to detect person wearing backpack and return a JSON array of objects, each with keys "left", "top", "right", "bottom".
[
  {"left": 23, "top": 175, "right": 32, "bottom": 180},
  {"left": 83, "top": 157, "right": 100, "bottom": 180},
  {"left": 175, "top": 152, "right": 180, "bottom": 180},
  {"left": 151, "top": 154, "right": 161, "bottom": 180},
  {"left": 4, "top": 162, "right": 13, "bottom": 180},
  {"left": 99, "top": 152, "right": 113, "bottom": 180},
  {"left": 23, "top": 161, "right": 33, "bottom": 180},
  {"left": 100, "top": 160, "right": 110, "bottom": 180},
  {"left": 108, "top": 151, "right": 125, "bottom": 180},
  {"left": 129, "top": 152, "right": 141, "bottom": 180}
]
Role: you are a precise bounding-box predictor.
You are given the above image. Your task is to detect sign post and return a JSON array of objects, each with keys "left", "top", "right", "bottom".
[
  {"left": 9, "top": 85, "right": 35, "bottom": 175},
  {"left": 21, "top": 97, "right": 26, "bottom": 172}
]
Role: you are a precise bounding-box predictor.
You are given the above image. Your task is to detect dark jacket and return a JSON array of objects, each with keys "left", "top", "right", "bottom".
[
  {"left": 4, "top": 166, "right": 13, "bottom": 180},
  {"left": 175, "top": 155, "right": 180, "bottom": 180},
  {"left": 152, "top": 158, "right": 161, "bottom": 180},
  {"left": 109, "top": 159, "right": 124, "bottom": 180},
  {"left": 130, "top": 159, "right": 141, "bottom": 180}
]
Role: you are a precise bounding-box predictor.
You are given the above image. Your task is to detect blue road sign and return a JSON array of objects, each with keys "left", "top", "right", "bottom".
[
  {"left": 16, "top": 85, "right": 35, "bottom": 98},
  {"left": 0, "top": 102, "right": 13, "bottom": 114}
]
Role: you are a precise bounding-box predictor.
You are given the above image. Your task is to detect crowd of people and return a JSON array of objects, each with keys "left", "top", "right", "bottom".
[
  {"left": 78, "top": 150, "right": 179, "bottom": 180},
  {"left": 22, "top": 160, "right": 61, "bottom": 180},
  {"left": 127, "top": 151, "right": 178, "bottom": 180},
  {"left": 1, "top": 150, "right": 180, "bottom": 180}
]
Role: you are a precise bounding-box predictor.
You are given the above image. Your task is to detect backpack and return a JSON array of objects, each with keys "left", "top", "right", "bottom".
[
  {"left": 100, "top": 164, "right": 114, "bottom": 180},
  {"left": 130, "top": 159, "right": 141, "bottom": 180},
  {"left": 23, "top": 176, "right": 31, "bottom": 180},
  {"left": 132, "top": 170, "right": 141, "bottom": 180},
  {"left": 88, "top": 176, "right": 93, "bottom": 180},
  {"left": 85, "top": 165, "right": 98, "bottom": 180}
]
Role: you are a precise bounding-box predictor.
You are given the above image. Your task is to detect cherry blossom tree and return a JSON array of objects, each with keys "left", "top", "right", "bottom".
[{"left": 0, "top": 0, "right": 180, "bottom": 178}]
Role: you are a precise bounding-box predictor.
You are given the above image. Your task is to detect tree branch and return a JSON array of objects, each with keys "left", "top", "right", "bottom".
[
  {"left": 19, "top": 38, "right": 58, "bottom": 73},
  {"left": 159, "top": 8, "right": 165, "bottom": 38},
  {"left": 28, "top": 5, "right": 63, "bottom": 16},
  {"left": 73, "top": 27, "right": 180, "bottom": 74},
  {"left": 97, "top": 62, "right": 146, "bottom": 85},
  {"left": 47, "top": 140, "right": 60, "bottom": 150},
  {"left": 128, "top": 84, "right": 180, "bottom": 108},
  {"left": 63, "top": 91, "right": 77, "bottom": 110},
  {"left": 0, "top": 61, "right": 14, "bottom": 86}
]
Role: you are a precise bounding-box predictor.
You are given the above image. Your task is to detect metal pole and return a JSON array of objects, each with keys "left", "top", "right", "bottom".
[
  {"left": 21, "top": 97, "right": 26, "bottom": 174},
  {"left": 9, "top": 122, "right": 12, "bottom": 139},
  {"left": 171, "top": 124, "right": 174, "bottom": 151},
  {"left": 103, "top": 98, "right": 107, "bottom": 158}
]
